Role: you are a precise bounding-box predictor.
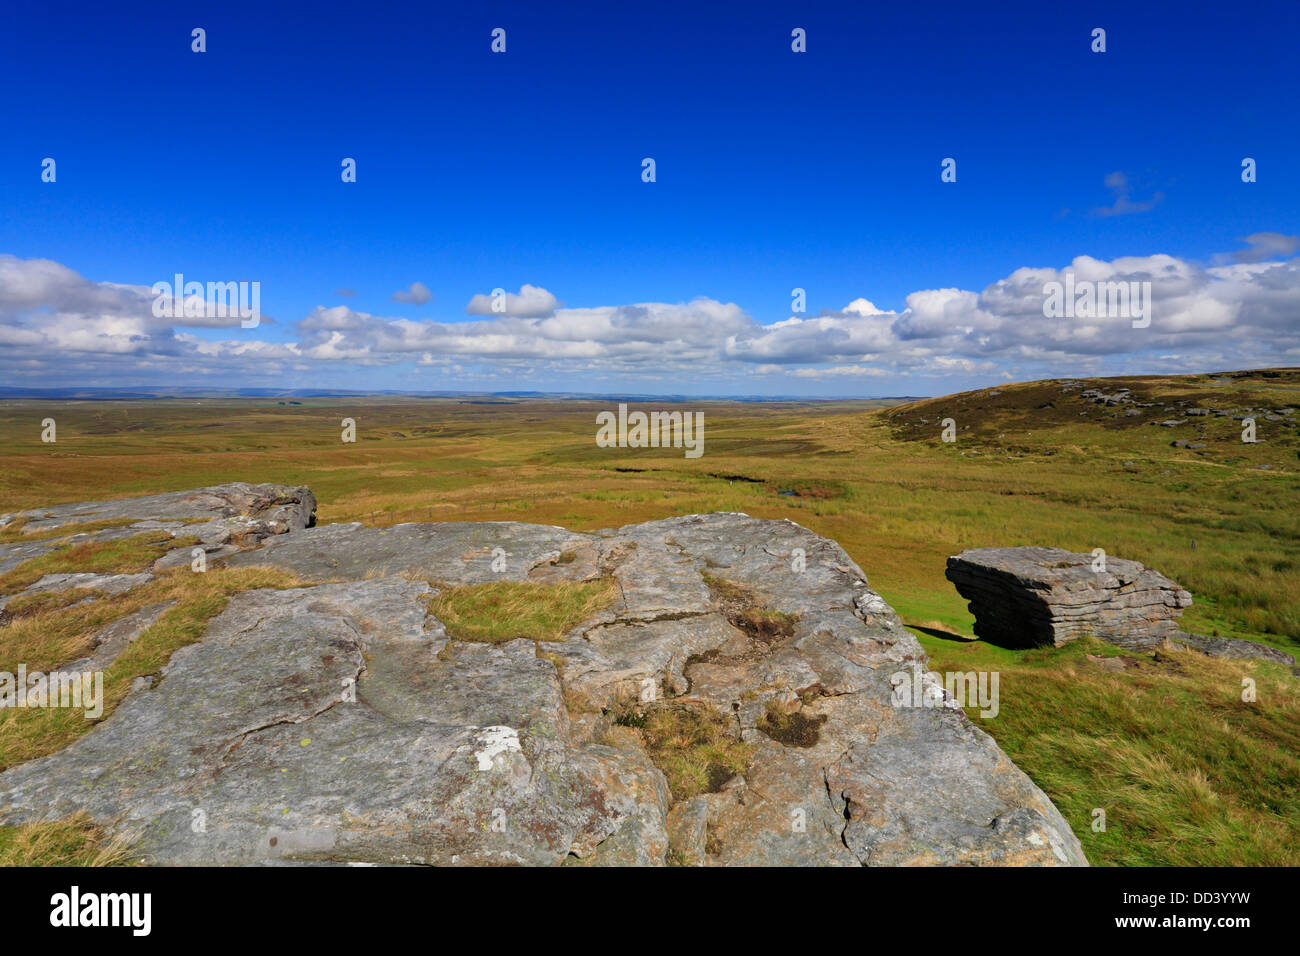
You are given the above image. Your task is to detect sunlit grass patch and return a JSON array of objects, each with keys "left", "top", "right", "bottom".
[
  {"left": 918, "top": 633, "right": 1300, "bottom": 866},
  {"left": 0, "top": 591, "right": 115, "bottom": 673},
  {"left": 427, "top": 577, "right": 618, "bottom": 643},
  {"left": 0, "top": 813, "right": 135, "bottom": 867},
  {"left": 1, "top": 587, "right": 104, "bottom": 621}
]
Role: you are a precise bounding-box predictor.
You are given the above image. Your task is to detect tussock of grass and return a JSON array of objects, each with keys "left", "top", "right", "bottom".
[
  {"left": 0, "top": 813, "right": 135, "bottom": 866},
  {"left": 428, "top": 577, "right": 617, "bottom": 643},
  {"left": 0, "top": 590, "right": 115, "bottom": 672},
  {"left": 734, "top": 607, "right": 797, "bottom": 641},
  {"left": 609, "top": 700, "right": 754, "bottom": 801},
  {"left": 757, "top": 702, "right": 827, "bottom": 747},
  {"left": 920, "top": 633, "right": 1300, "bottom": 866},
  {"left": 0, "top": 565, "right": 305, "bottom": 771}
]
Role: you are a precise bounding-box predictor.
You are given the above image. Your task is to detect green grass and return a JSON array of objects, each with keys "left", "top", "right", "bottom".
[
  {"left": 915, "top": 631, "right": 1300, "bottom": 866},
  {"left": 427, "top": 578, "right": 618, "bottom": 643}
]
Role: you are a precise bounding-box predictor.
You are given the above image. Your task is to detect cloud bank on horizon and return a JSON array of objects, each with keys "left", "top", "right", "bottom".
[{"left": 2, "top": 241, "right": 1296, "bottom": 395}]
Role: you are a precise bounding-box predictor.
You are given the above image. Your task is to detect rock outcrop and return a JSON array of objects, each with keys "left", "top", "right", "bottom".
[
  {"left": 0, "top": 482, "right": 316, "bottom": 575},
  {"left": 0, "top": 484, "right": 1087, "bottom": 866},
  {"left": 945, "top": 547, "right": 1192, "bottom": 650}
]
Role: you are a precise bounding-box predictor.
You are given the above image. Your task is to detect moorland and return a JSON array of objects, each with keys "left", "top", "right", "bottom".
[{"left": 1, "top": 367, "right": 1296, "bottom": 866}]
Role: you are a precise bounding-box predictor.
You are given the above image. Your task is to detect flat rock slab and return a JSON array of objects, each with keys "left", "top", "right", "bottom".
[
  {"left": 223, "top": 520, "right": 590, "bottom": 584},
  {"left": 0, "top": 489, "right": 1087, "bottom": 866},
  {"left": 946, "top": 546, "right": 1192, "bottom": 650},
  {"left": 0, "top": 579, "right": 643, "bottom": 865}
]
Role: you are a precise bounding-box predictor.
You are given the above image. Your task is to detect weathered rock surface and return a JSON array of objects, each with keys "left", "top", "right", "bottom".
[
  {"left": 0, "top": 485, "right": 1087, "bottom": 866},
  {"left": 1166, "top": 632, "right": 1296, "bottom": 667},
  {"left": 946, "top": 547, "right": 1193, "bottom": 650}
]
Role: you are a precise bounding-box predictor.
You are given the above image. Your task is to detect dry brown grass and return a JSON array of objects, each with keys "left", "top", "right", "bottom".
[
  {"left": 0, "top": 517, "right": 140, "bottom": 544},
  {"left": 0, "top": 813, "right": 136, "bottom": 866}
]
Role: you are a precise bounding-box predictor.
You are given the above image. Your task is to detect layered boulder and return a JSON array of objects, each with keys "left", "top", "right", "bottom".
[
  {"left": 945, "top": 547, "right": 1192, "bottom": 650},
  {"left": 0, "top": 484, "right": 1087, "bottom": 866}
]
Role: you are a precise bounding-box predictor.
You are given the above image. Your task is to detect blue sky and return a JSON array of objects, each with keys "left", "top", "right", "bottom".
[{"left": 2, "top": 0, "right": 1297, "bottom": 395}]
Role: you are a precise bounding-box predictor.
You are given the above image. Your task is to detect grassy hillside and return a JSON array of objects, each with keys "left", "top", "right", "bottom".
[
  {"left": 0, "top": 369, "right": 1296, "bottom": 864},
  {"left": 883, "top": 368, "right": 1300, "bottom": 644}
]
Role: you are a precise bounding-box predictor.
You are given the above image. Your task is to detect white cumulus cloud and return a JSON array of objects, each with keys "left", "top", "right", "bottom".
[{"left": 465, "top": 284, "right": 559, "bottom": 318}]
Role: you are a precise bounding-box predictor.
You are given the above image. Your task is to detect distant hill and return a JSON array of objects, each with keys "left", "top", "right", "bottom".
[{"left": 884, "top": 368, "right": 1300, "bottom": 465}]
